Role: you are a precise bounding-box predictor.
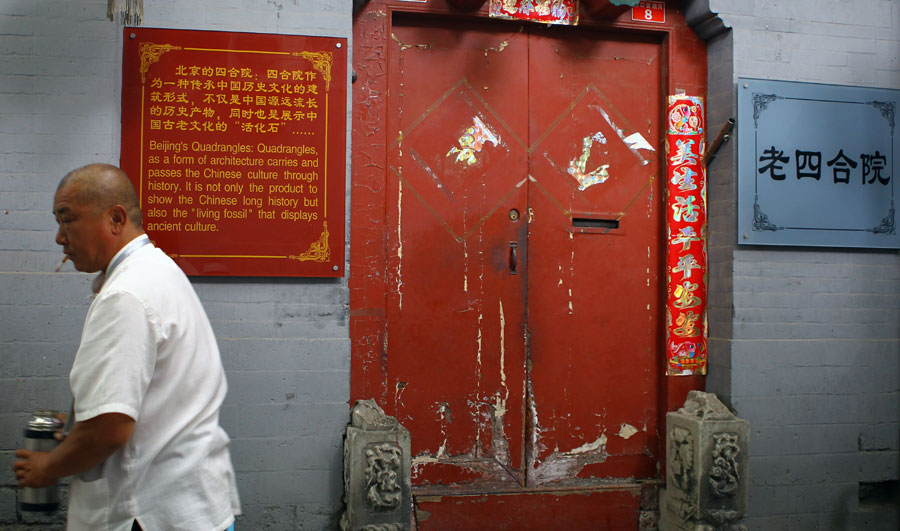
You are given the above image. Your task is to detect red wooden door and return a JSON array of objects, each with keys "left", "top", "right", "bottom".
[
  {"left": 525, "top": 28, "right": 663, "bottom": 485},
  {"left": 386, "top": 17, "right": 530, "bottom": 487},
  {"left": 383, "top": 16, "right": 662, "bottom": 490}
]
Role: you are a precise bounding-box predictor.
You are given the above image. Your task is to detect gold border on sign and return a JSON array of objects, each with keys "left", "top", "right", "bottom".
[
  {"left": 139, "top": 43, "right": 181, "bottom": 83},
  {"left": 293, "top": 51, "right": 333, "bottom": 92},
  {"left": 290, "top": 222, "right": 330, "bottom": 262}
]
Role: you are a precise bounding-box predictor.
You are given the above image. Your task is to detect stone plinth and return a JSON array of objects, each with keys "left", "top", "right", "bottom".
[
  {"left": 341, "top": 399, "right": 411, "bottom": 531},
  {"left": 660, "top": 391, "right": 749, "bottom": 531}
]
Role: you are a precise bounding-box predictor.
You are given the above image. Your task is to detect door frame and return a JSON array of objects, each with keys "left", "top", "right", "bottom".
[{"left": 350, "top": 0, "right": 708, "bottom": 487}]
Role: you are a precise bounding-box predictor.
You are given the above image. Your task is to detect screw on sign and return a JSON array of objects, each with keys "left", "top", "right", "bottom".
[{"left": 632, "top": 1, "right": 666, "bottom": 23}]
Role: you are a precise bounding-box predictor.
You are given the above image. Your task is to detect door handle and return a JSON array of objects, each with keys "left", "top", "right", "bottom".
[{"left": 509, "top": 241, "right": 518, "bottom": 275}]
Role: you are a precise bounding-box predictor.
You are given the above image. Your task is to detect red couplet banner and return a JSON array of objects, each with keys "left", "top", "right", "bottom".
[
  {"left": 121, "top": 27, "right": 347, "bottom": 277},
  {"left": 665, "top": 95, "right": 708, "bottom": 375},
  {"left": 488, "top": 0, "right": 579, "bottom": 25}
]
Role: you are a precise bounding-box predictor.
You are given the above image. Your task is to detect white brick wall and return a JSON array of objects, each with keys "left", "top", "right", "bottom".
[
  {"left": 703, "top": 0, "right": 900, "bottom": 529},
  {"left": 0, "top": 1, "right": 352, "bottom": 528}
]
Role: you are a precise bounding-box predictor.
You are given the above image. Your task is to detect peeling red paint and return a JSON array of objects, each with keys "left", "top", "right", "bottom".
[{"left": 412, "top": 462, "right": 490, "bottom": 486}]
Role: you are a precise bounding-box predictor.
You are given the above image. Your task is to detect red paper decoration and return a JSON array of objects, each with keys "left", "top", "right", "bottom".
[
  {"left": 665, "top": 95, "right": 708, "bottom": 375},
  {"left": 488, "top": 0, "right": 579, "bottom": 25}
]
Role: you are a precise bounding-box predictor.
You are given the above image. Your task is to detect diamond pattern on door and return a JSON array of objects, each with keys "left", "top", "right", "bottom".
[
  {"left": 530, "top": 83, "right": 657, "bottom": 219},
  {"left": 394, "top": 79, "right": 528, "bottom": 241}
]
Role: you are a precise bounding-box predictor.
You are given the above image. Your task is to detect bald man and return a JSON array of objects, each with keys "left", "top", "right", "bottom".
[{"left": 14, "top": 164, "right": 240, "bottom": 531}]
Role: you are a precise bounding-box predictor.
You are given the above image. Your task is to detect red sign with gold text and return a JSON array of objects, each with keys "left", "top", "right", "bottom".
[
  {"left": 121, "top": 28, "right": 347, "bottom": 277},
  {"left": 632, "top": 1, "right": 666, "bottom": 24}
]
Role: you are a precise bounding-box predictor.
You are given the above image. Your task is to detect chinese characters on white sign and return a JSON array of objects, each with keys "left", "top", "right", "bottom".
[{"left": 738, "top": 78, "right": 897, "bottom": 249}]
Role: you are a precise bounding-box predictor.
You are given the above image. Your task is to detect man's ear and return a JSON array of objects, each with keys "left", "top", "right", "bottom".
[{"left": 108, "top": 205, "right": 129, "bottom": 234}]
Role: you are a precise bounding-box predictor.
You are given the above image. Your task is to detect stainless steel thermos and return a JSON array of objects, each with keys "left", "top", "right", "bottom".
[{"left": 21, "top": 410, "right": 62, "bottom": 512}]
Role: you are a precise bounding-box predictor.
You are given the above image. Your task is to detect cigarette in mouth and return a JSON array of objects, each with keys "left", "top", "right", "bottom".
[{"left": 55, "top": 256, "right": 68, "bottom": 272}]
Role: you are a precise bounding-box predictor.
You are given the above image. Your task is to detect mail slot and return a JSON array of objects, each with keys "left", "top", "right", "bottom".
[
  {"left": 569, "top": 213, "right": 624, "bottom": 234},
  {"left": 572, "top": 217, "right": 619, "bottom": 229}
]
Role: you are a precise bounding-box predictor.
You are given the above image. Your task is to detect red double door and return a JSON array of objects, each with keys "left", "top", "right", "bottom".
[{"left": 372, "top": 15, "right": 665, "bottom": 527}]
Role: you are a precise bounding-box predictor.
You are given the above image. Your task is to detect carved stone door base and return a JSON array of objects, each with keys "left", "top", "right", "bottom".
[{"left": 659, "top": 391, "right": 749, "bottom": 531}]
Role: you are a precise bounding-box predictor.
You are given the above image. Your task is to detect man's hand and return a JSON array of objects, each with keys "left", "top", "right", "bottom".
[
  {"left": 14, "top": 449, "right": 56, "bottom": 488},
  {"left": 12, "top": 413, "right": 134, "bottom": 487},
  {"left": 54, "top": 412, "right": 69, "bottom": 441}
]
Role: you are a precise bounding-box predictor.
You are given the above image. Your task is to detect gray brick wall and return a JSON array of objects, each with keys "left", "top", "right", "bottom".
[
  {"left": 706, "top": 26, "right": 736, "bottom": 401},
  {"left": 0, "top": 0, "right": 352, "bottom": 529},
  {"left": 699, "top": 0, "right": 900, "bottom": 529}
]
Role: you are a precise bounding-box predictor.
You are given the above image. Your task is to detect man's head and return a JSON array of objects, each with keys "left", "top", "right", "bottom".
[{"left": 53, "top": 163, "right": 144, "bottom": 273}]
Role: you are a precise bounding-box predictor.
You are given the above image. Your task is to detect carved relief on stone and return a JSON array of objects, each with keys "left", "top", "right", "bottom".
[
  {"left": 706, "top": 508, "right": 742, "bottom": 525},
  {"left": 703, "top": 509, "right": 748, "bottom": 531},
  {"left": 677, "top": 390, "right": 735, "bottom": 421},
  {"left": 708, "top": 432, "right": 741, "bottom": 497},
  {"left": 364, "top": 443, "right": 403, "bottom": 511},
  {"left": 358, "top": 525, "right": 404, "bottom": 531},
  {"left": 674, "top": 498, "right": 697, "bottom": 522},
  {"left": 670, "top": 426, "right": 695, "bottom": 493}
]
